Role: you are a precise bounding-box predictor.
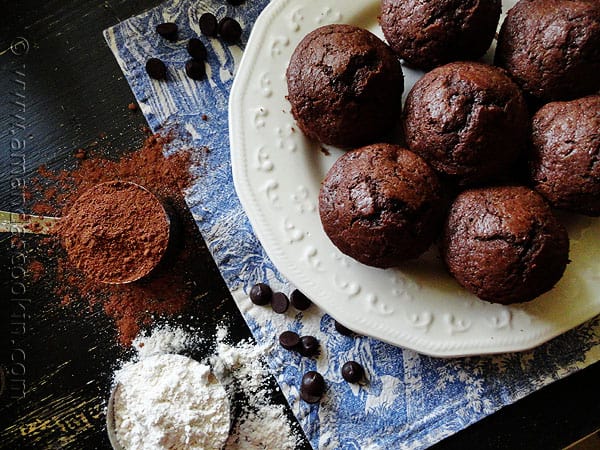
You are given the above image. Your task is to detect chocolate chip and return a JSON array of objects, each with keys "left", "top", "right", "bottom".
[
  {"left": 300, "top": 371, "right": 325, "bottom": 403},
  {"left": 218, "top": 17, "right": 242, "bottom": 44},
  {"left": 290, "top": 289, "right": 312, "bottom": 310},
  {"left": 299, "top": 335, "right": 319, "bottom": 357},
  {"left": 145, "top": 58, "right": 167, "bottom": 80},
  {"left": 271, "top": 292, "right": 289, "bottom": 314},
  {"left": 279, "top": 331, "right": 300, "bottom": 350},
  {"left": 226, "top": 0, "right": 245, "bottom": 5},
  {"left": 249, "top": 283, "right": 272, "bottom": 305},
  {"left": 187, "top": 38, "right": 207, "bottom": 61},
  {"left": 185, "top": 59, "right": 206, "bottom": 80},
  {"left": 199, "top": 13, "right": 218, "bottom": 37},
  {"left": 341, "top": 361, "right": 364, "bottom": 383},
  {"left": 334, "top": 320, "right": 354, "bottom": 336},
  {"left": 156, "top": 22, "right": 178, "bottom": 41}
]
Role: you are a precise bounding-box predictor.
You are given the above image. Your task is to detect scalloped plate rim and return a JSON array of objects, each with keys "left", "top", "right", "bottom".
[{"left": 229, "top": 0, "right": 600, "bottom": 357}]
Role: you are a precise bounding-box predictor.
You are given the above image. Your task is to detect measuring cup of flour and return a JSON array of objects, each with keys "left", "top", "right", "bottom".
[{"left": 106, "top": 354, "right": 231, "bottom": 450}]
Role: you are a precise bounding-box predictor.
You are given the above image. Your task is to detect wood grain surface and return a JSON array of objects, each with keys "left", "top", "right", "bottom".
[{"left": 0, "top": 1, "right": 598, "bottom": 449}]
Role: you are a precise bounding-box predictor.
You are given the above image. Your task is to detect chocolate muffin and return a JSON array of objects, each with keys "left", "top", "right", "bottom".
[
  {"left": 286, "top": 24, "right": 404, "bottom": 148},
  {"left": 379, "top": 0, "right": 501, "bottom": 70},
  {"left": 529, "top": 95, "right": 600, "bottom": 216},
  {"left": 319, "top": 144, "right": 443, "bottom": 268},
  {"left": 442, "top": 186, "right": 569, "bottom": 304},
  {"left": 495, "top": 0, "right": 600, "bottom": 103},
  {"left": 403, "top": 62, "right": 529, "bottom": 185}
]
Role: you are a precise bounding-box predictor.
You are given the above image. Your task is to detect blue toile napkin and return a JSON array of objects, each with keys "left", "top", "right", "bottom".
[{"left": 104, "top": 1, "right": 600, "bottom": 448}]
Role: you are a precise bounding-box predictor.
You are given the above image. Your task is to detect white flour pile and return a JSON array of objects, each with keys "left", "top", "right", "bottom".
[
  {"left": 110, "top": 324, "right": 301, "bottom": 450},
  {"left": 211, "top": 326, "right": 301, "bottom": 450},
  {"left": 132, "top": 324, "right": 197, "bottom": 358},
  {"left": 113, "top": 354, "right": 230, "bottom": 450}
]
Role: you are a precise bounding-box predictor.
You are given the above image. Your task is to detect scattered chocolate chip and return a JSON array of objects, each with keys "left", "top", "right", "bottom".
[
  {"left": 299, "top": 335, "right": 320, "bottom": 357},
  {"left": 199, "top": 13, "right": 218, "bottom": 37},
  {"left": 227, "top": 0, "right": 245, "bottom": 5},
  {"left": 187, "top": 38, "right": 207, "bottom": 61},
  {"left": 218, "top": 17, "right": 242, "bottom": 44},
  {"left": 201, "top": 114, "right": 208, "bottom": 121},
  {"left": 279, "top": 331, "right": 300, "bottom": 350},
  {"left": 334, "top": 320, "right": 354, "bottom": 336},
  {"left": 185, "top": 59, "right": 206, "bottom": 80},
  {"left": 271, "top": 292, "right": 289, "bottom": 314},
  {"left": 300, "top": 371, "right": 325, "bottom": 403},
  {"left": 249, "top": 283, "right": 272, "bottom": 305},
  {"left": 127, "top": 102, "right": 137, "bottom": 111},
  {"left": 341, "top": 361, "right": 364, "bottom": 383},
  {"left": 290, "top": 289, "right": 312, "bottom": 310},
  {"left": 145, "top": 58, "right": 167, "bottom": 80},
  {"left": 156, "top": 22, "right": 178, "bottom": 41}
]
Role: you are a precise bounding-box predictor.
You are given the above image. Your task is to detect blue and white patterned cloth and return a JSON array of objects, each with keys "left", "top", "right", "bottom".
[{"left": 104, "top": 1, "right": 600, "bottom": 448}]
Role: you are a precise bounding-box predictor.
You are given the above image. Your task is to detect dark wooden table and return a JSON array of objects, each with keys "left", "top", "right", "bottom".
[{"left": 1, "top": 1, "right": 598, "bottom": 449}]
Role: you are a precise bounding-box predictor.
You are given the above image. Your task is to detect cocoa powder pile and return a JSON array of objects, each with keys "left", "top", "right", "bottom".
[
  {"left": 27, "top": 133, "right": 206, "bottom": 345},
  {"left": 57, "top": 181, "right": 171, "bottom": 284}
]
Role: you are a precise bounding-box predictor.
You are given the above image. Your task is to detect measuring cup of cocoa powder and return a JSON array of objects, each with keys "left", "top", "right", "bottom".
[{"left": 57, "top": 181, "right": 171, "bottom": 284}]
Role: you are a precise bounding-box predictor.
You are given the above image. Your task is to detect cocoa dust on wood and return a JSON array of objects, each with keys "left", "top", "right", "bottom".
[{"left": 28, "top": 133, "right": 207, "bottom": 345}]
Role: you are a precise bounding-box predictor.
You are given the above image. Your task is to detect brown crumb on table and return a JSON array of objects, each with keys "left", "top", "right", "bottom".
[
  {"left": 27, "top": 222, "right": 42, "bottom": 233},
  {"left": 11, "top": 236, "right": 23, "bottom": 249},
  {"left": 128, "top": 102, "right": 138, "bottom": 111},
  {"left": 29, "top": 259, "right": 45, "bottom": 282},
  {"left": 74, "top": 148, "right": 87, "bottom": 160}
]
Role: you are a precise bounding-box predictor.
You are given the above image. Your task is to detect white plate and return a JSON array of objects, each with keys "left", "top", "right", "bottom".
[{"left": 229, "top": 0, "right": 600, "bottom": 357}]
